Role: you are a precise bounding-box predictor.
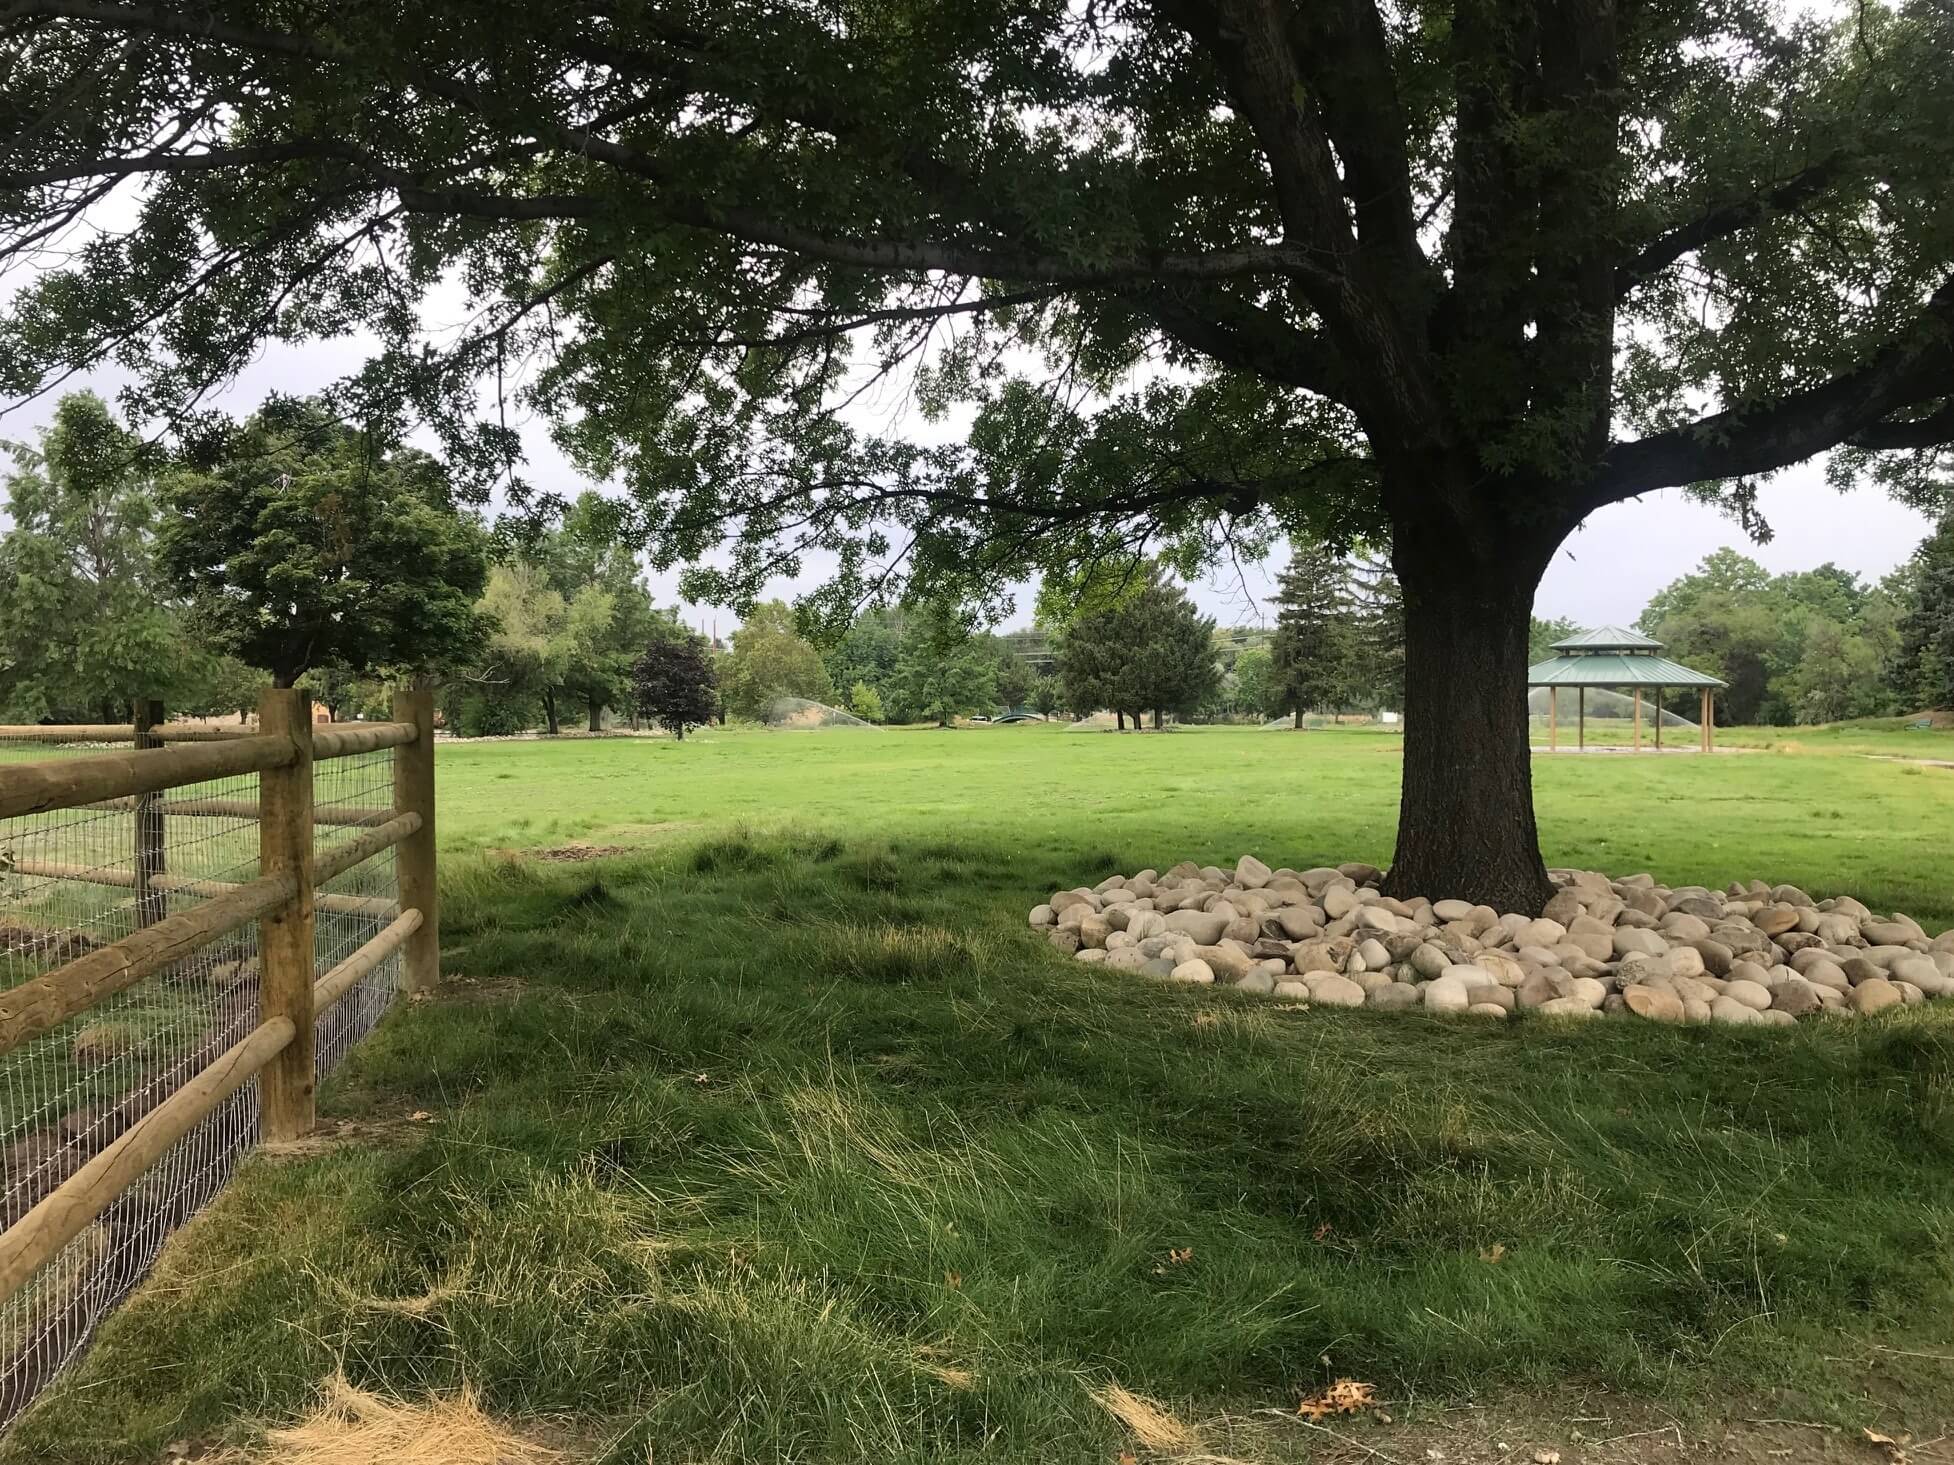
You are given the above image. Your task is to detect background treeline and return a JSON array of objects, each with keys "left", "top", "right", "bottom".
[
  {"left": 7, "top": 392, "right": 1949, "bottom": 733},
  {"left": 1530, "top": 540, "right": 1954, "bottom": 726}
]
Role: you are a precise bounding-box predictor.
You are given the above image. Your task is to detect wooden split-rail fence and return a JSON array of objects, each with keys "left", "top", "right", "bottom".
[{"left": 0, "top": 688, "right": 438, "bottom": 1323}]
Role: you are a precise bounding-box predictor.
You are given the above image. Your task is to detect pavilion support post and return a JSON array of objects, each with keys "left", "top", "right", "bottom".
[
  {"left": 1578, "top": 687, "right": 1585, "bottom": 751},
  {"left": 1655, "top": 688, "right": 1663, "bottom": 750},
  {"left": 1701, "top": 689, "right": 1712, "bottom": 753},
  {"left": 1548, "top": 687, "right": 1557, "bottom": 751},
  {"left": 1633, "top": 688, "right": 1643, "bottom": 753}
]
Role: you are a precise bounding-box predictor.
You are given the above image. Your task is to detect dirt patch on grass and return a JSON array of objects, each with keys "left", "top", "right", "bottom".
[
  {"left": 0, "top": 918, "right": 99, "bottom": 963},
  {"left": 1216, "top": 1390, "right": 1941, "bottom": 1465},
  {"left": 256, "top": 1113, "right": 441, "bottom": 1161},
  {"left": 490, "top": 842, "right": 636, "bottom": 863}
]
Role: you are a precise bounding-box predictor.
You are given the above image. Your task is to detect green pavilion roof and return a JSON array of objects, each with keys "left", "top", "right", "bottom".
[
  {"left": 1528, "top": 623, "right": 1724, "bottom": 688},
  {"left": 1528, "top": 653, "right": 1724, "bottom": 688},
  {"left": 1551, "top": 624, "right": 1662, "bottom": 652}
]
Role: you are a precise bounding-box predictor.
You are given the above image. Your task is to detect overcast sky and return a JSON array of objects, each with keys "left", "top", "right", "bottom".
[{"left": 1, "top": 325, "right": 1935, "bottom": 639}]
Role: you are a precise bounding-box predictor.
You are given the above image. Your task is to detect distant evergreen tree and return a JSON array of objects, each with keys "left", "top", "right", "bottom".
[
  {"left": 1349, "top": 553, "right": 1406, "bottom": 711},
  {"left": 1269, "top": 545, "right": 1361, "bottom": 725},
  {"left": 1899, "top": 515, "right": 1954, "bottom": 711},
  {"left": 1056, "top": 577, "right": 1218, "bottom": 728}
]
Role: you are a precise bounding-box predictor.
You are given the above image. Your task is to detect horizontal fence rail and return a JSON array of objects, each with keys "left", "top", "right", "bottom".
[{"left": 0, "top": 689, "right": 439, "bottom": 1429}]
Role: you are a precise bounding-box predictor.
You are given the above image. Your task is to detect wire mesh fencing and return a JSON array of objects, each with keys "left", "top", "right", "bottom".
[{"left": 0, "top": 722, "right": 408, "bottom": 1428}]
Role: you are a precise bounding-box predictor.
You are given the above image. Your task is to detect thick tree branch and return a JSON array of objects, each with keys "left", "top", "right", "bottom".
[
  {"left": 1614, "top": 156, "right": 1849, "bottom": 298},
  {"left": 1134, "top": 288, "right": 1352, "bottom": 403},
  {"left": 1592, "top": 274, "right": 1954, "bottom": 502},
  {"left": 1850, "top": 402, "right": 1954, "bottom": 451}
]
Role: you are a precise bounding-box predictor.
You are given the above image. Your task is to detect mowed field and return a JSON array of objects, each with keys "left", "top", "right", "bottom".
[{"left": 9, "top": 723, "right": 1954, "bottom": 1463}]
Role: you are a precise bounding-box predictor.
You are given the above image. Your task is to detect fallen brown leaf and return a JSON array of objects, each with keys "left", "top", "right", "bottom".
[
  {"left": 1298, "top": 1378, "right": 1376, "bottom": 1421},
  {"left": 1480, "top": 1243, "right": 1508, "bottom": 1264}
]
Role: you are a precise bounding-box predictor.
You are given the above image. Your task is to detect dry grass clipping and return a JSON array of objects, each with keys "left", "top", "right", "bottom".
[
  {"left": 1092, "top": 1381, "right": 1202, "bottom": 1453},
  {"left": 249, "top": 1374, "right": 568, "bottom": 1465}
]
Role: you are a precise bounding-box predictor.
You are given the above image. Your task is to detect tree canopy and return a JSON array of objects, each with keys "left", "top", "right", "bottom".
[
  {"left": 4, "top": 0, "right": 1952, "bottom": 903},
  {"left": 158, "top": 401, "right": 491, "bottom": 686},
  {"left": 632, "top": 630, "right": 718, "bottom": 740},
  {"left": 0, "top": 393, "right": 193, "bottom": 719}
]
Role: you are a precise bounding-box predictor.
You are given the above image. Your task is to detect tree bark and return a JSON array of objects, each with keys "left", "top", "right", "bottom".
[
  {"left": 1383, "top": 537, "right": 1556, "bottom": 913},
  {"left": 542, "top": 689, "right": 560, "bottom": 735},
  {"left": 1116, "top": 710, "right": 1126, "bottom": 731},
  {"left": 587, "top": 695, "right": 601, "bottom": 732},
  {"left": 1293, "top": 707, "right": 1302, "bottom": 729}
]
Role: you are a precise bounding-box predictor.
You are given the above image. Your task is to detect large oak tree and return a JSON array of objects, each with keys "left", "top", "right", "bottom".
[{"left": 1, "top": 0, "right": 1950, "bottom": 906}]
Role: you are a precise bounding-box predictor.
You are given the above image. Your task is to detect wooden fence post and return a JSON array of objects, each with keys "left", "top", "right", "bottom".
[
  {"left": 133, "top": 699, "right": 167, "bottom": 928},
  {"left": 257, "top": 689, "right": 315, "bottom": 1141},
  {"left": 393, "top": 688, "right": 439, "bottom": 994}
]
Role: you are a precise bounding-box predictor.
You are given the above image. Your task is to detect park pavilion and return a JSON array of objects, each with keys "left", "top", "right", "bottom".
[{"left": 1526, "top": 626, "right": 1726, "bottom": 752}]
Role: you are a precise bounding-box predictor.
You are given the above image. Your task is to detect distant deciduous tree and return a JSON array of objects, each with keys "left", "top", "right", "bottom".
[
  {"left": 847, "top": 680, "right": 886, "bottom": 724},
  {"left": 725, "top": 601, "right": 834, "bottom": 720},
  {"left": 632, "top": 632, "right": 719, "bottom": 740},
  {"left": 158, "top": 402, "right": 490, "bottom": 687},
  {"left": 891, "top": 602, "right": 997, "bottom": 727},
  {"left": 0, "top": 393, "right": 190, "bottom": 721}
]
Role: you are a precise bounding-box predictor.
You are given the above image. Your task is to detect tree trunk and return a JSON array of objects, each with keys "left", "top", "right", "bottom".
[
  {"left": 674, "top": 722, "right": 684, "bottom": 741},
  {"left": 588, "top": 695, "right": 601, "bottom": 732},
  {"left": 1293, "top": 706, "right": 1302, "bottom": 729},
  {"left": 1152, "top": 708, "right": 1163, "bottom": 730},
  {"left": 1383, "top": 541, "right": 1556, "bottom": 913},
  {"left": 1115, "top": 710, "right": 1125, "bottom": 731},
  {"left": 543, "top": 689, "right": 560, "bottom": 736}
]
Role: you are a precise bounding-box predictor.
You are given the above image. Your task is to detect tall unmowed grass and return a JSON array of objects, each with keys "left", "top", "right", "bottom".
[{"left": 9, "top": 741, "right": 1954, "bottom": 1460}]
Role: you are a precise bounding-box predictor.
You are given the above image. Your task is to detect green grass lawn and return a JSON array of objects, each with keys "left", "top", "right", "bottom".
[{"left": 8, "top": 724, "right": 1954, "bottom": 1462}]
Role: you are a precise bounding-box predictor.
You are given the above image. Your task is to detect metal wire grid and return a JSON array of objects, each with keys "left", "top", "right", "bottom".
[
  {"left": 313, "top": 748, "right": 402, "bottom": 1075},
  {"left": 0, "top": 733, "right": 405, "bottom": 1428}
]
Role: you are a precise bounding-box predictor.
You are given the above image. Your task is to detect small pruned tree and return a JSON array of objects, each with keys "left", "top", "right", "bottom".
[
  {"left": 158, "top": 401, "right": 491, "bottom": 687},
  {"left": 632, "top": 632, "right": 719, "bottom": 740}
]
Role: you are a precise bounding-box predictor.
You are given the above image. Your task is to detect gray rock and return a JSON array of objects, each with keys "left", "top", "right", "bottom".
[
  {"left": 1368, "top": 982, "right": 1421, "bottom": 1010},
  {"left": 1273, "top": 979, "right": 1309, "bottom": 1000},
  {"left": 1029, "top": 904, "right": 1055, "bottom": 928},
  {"left": 1536, "top": 996, "right": 1600, "bottom": 1019},
  {"left": 1623, "top": 984, "right": 1685, "bottom": 1023},
  {"left": 1408, "top": 942, "right": 1452, "bottom": 979},
  {"left": 1614, "top": 928, "right": 1667, "bottom": 959},
  {"left": 1852, "top": 977, "right": 1902, "bottom": 1014},
  {"left": 1235, "top": 854, "right": 1273, "bottom": 889},
  {"left": 1770, "top": 979, "right": 1822, "bottom": 1017},
  {"left": 1236, "top": 969, "right": 1277, "bottom": 996},
  {"left": 1048, "top": 928, "right": 1081, "bottom": 955},
  {"left": 1309, "top": 973, "right": 1367, "bottom": 1008},
  {"left": 1710, "top": 995, "right": 1761, "bottom": 1026},
  {"left": 1163, "top": 909, "right": 1228, "bottom": 945},
  {"left": 1723, "top": 979, "right": 1772, "bottom": 1011},
  {"left": 1423, "top": 975, "right": 1470, "bottom": 1012}
]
